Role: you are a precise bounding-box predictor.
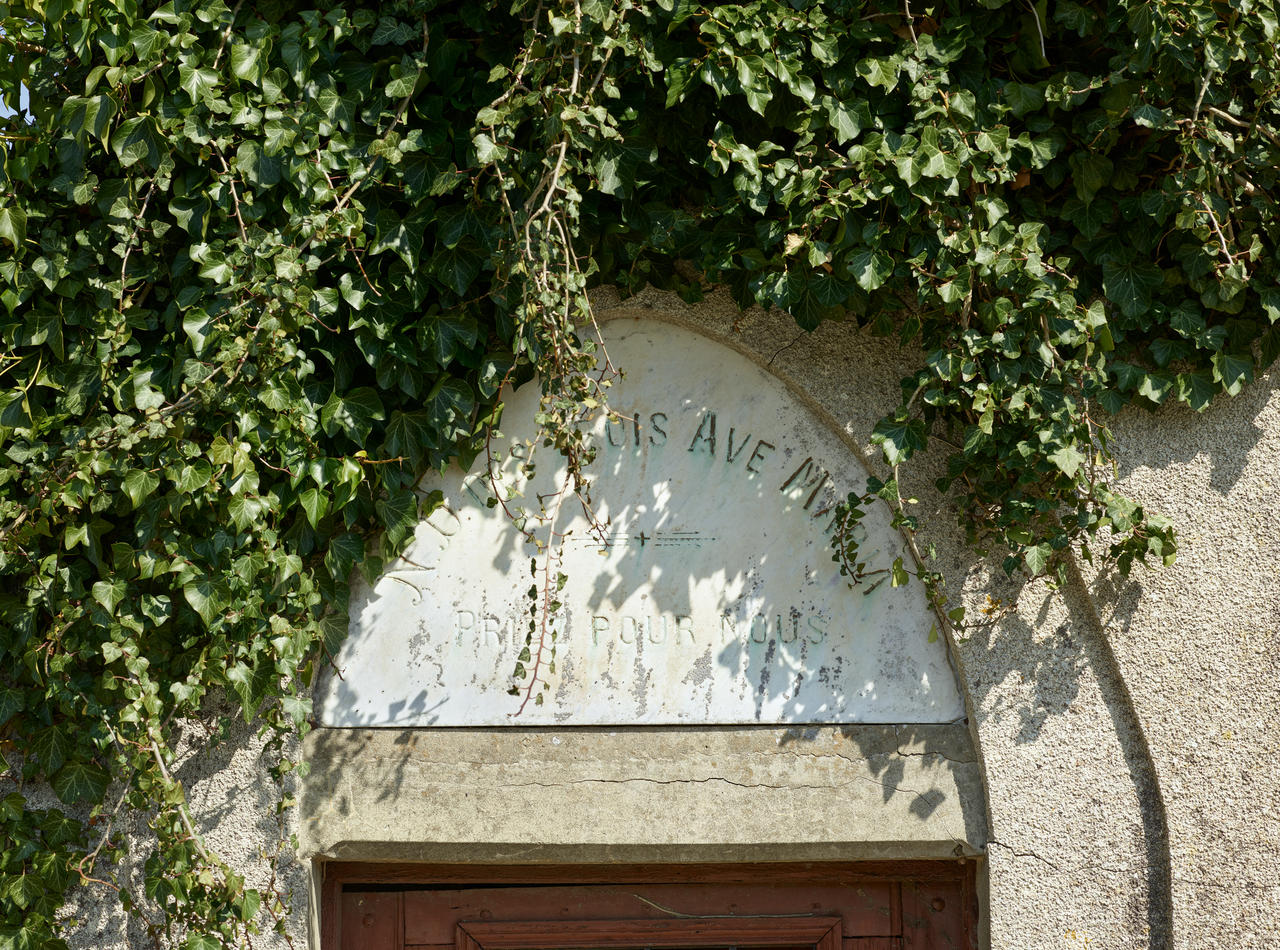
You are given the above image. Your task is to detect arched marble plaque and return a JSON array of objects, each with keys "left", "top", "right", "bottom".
[{"left": 316, "top": 320, "right": 964, "bottom": 726}]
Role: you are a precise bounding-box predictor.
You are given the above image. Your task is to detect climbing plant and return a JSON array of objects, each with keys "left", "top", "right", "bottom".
[{"left": 2, "top": 0, "right": 1279, "bottom": 945}]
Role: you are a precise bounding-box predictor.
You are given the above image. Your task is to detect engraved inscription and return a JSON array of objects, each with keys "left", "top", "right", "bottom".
[{"left": 319, "top": 321, "right": 966, "bottom": 727}]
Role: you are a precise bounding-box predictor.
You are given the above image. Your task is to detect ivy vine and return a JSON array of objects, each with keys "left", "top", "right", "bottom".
[{"left": 2, "top": 0, "right": 1278, "bottom": 945}]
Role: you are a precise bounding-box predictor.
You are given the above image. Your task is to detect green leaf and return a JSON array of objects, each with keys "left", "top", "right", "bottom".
[
  {"left": 428, "top": 314, "right": 480, "bottom": 366},
  {"left": 855, "top": 57, "right": 899, "bottom": 91},
  {"left": 871, "top": 415, "right": 927, "bottom": 466},
  {"left": 0, "top": 686, "right": 23, "bottom": 728},
  {"left": 1023, "top": 543, "right": 1052, "bottom": 575},
  {"left": 29, "top": 726, "right": 72, "bottom": 773},
  {"left": 1102, "top": 259, "right": 1163, "bottom": 318},
  {"left": 325, "top": 532, "right": 365, "bottom": 579},
  {"left": 384, "top": 410, "right": 436, "bottom": 466},
  {"left": 174, "top": 459, "right": 212, "bottom": 494},
  {"left": 5, "top": 872, "right": 44, "bottom": 910},
  {"left": 228, "top": 493, "right": 264, "bottom": 530},
  {"left": 27, "top": 310, "right": 64, "bottom": 360},
  {"left": 1211, "top": 351, "right": 1253, "bottom": 396},
  {"left": 0, "top": 206, "right": 27, "bottom": 253},
  {"left": 183, "top": 577, "right": 226, "bottom": 628},
  {"left": 231, "top": 43, "right": 264, "bottom": 82},
  {"left": 112, "top": 115, "right": 161, "bottom": 168},
  {"left": 178, "top": 63, "right": 220, "bottom": 102},
  {"left": 92, "top": 579, "right": 126, "bottom": 615},
  {"left": 425, "top": 377, "right": 476, "bottom": 443},
  {"left": 1260, "top": 287, "right": 1280, "bottom": 324},
  {"left": 51, "top": 760, "right": 110, "bottom": 804},
  {"left": 377, "top": 489, "right": 418, "bottom": 549},
  {"left": 1004, "top": 81, "right": 1045, "bottom": 116},
  {"left": 826, "top": 97, "right": 868, "bottom": 145},
  {"left": 320, "top": 387, "right": 386, "bottom": 441},
  {"left": 299, "top": 487, "right": 329, "bottom": 529},
  {"left": 1047, "top": 443, "right": 1085, "bottom": 478},
  {"left": 847, "top": 248, "right": 893, "bottom": 291},
  {"left": 1177, "top": 371, "right": 1217, "bottom": 411}
]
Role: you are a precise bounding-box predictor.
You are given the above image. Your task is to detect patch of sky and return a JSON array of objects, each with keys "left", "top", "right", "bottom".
[{"left": 1, "top": 84, "right": 29, "bottom": 119}]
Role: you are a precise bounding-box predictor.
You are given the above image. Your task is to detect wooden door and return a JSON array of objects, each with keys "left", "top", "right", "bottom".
[{"left": 324, "top": 862, "right": 977, "bottom": 950}]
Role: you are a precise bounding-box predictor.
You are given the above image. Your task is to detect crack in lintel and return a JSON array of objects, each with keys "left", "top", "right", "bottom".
[{"left": 497, "top": 773, "right": 945, "bottom": 806}]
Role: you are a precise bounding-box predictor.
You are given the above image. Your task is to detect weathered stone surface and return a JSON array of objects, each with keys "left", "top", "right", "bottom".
[
  {"left": 316, "top": 319, "right": 963, "bottom": 726},
  {"left": 298, "top": 724, "right": 986, "bottom": 863}
]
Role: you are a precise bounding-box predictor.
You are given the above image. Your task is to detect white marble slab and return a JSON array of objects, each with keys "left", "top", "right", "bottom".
[{"left": 316, "top": 320, "right": 964, "bottom": 726}]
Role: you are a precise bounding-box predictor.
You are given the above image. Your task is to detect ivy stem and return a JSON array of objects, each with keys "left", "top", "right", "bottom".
[{"left": 149, "top": 738, "right": 217, "bottom": 865}]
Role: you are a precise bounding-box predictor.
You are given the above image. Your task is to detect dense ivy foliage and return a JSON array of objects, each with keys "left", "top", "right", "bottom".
[{"left": 2, "top": 0, "right": 1278, "bottom": 944}]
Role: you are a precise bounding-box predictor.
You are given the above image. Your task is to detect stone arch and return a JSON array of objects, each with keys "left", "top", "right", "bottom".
[{"left": 300, "top": 301, "right": 993, "bottom": 944}]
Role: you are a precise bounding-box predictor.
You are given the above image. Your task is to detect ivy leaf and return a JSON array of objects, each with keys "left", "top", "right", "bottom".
[
  {"left": 28, "top": 310, "right": 64, "bottom": 360},
  {"left": 325, "top": 532, "right": 365, "bottom": 579},
  {"left": 1178, "top": 371, "right": 1217, "bottom": 411},
  {"left": 789, "top": 289, "right": 825, "bottom": 331},
  {"left": 425, "top": 378, "right": 475, "bottom": 443},
  {"left": 0, "top": 206, "right": 26, "bottom": 253},
  {"left": 1259, "top": 287, "right": 1280, "bottom": 324},
  {"left": 871, "top": 416, "right": 927, "bottom": 465},
  {"left": 1047, "top": 443, "right": 1085, "bottom": 478},
  {"left": 279, "top": 694, "right": 311, "bottom": 731},
  {"left": 92, "top": 579, "right": 126, "bottom": 615},
  {"left": 0, "top": 687, "right": 23, "bottom": 728},
  {"left": 173, "top": 459, "right": 212, "bottom": 494},
  {"left": 1211, "top": 351, "right": 1253, "bottom": 396},
  {"left": 4, "top": 872, "right": 44, "bottom": 910},
  {"left": 848, "top": 248, "right": 893, "bottom": 291},
  {"left": 178, "top": 64, "right": 220, "bottom": 102},
  {"left": 1102, "top": 259, "right": 1163, "bottom": 318},
  {"left": 299, "top": 487, "right": 329, "bottom": 529},
  {"left": 384, "top": 410, "right": 436, "bottom": 466},
  {"left": 855, "top": 57, "right": 899, "bottom": 91},
  {"left": 228, "top": 494, "right": 265, "bottom": 531},
  {"left": 1004, "top": 81, "right": 1044, "bottom": 116},
  {"left": 428, "top": 314, "right": 480, "bottom": 366},
  {"left": 29, "top": 727, "right": 72, "bottom": 773},
  {"left": 230, "top": 44, "right": 264, "bottom": 83},
  {"left": 1023, "top": 543, "right": 1052, "bottom": 575},
  {"left": 825, "top": 97, "right": 868, "bottom": 145},
  {"left": 227, "top": 657, "right": 275, "bottom": 722},
  {"left": 112, "top": 115, "right": 161, "bottom": 168},
  {"left": 183, "top": 577, "right": 226, "bottom": 629},
  {"left": 51, "top": 760, "right": 110, "bottom": 804},
  {"left": 320, "top": 387, "right": 386, "bottom": 441},
  {"left": 376, "top": 488, "right": 418, "bottom": 549}
]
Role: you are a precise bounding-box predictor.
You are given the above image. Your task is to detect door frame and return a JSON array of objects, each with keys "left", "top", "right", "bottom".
[{"left": 319, "top": 860, "right": 979, "bottom": 950}]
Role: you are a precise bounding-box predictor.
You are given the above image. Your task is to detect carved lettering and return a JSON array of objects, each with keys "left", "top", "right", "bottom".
[
  {"left": 750, "top": 614, "right": 770, "bottom": 643},
  {"left": 484, "top": 614, "right": 506, "bottom": 646},
  {"left": 726, "top": 427, "right": 752, "bottom": 464},
  {"left": 688, "top": 411, "right": 717, "bottom": 455},
  {"left": 454, "top": 609, "right": 476, "bottom": 645},
  {"left": 806, "top": 615, "right": 827, "bottom": 644},
  {"left": 746, "top": 439, "right": 775, "bottom": 474},
  {"left": 780, "top": 457, "right": 834, "bottom": 511},
  {"left": 606, "top": 415, "right": 627, "bottom": 447},
  {"left": 649, "top": 412, "right": 668, "bottom": 446},
  {"left": 677, "top": 615, "right": 693, "bottom": 643},
  {"left": 649, "top": 615, "right": 668, "bottom": 643},
  {"left": 592, "top": 615, "right": 610, "bottom": 645}
]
